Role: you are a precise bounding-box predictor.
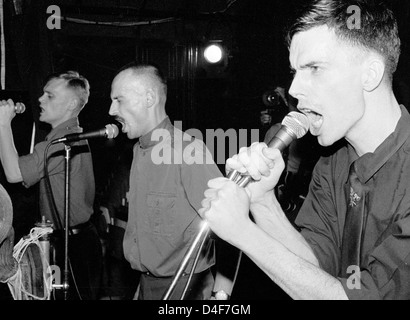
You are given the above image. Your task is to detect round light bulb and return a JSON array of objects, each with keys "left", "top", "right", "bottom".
[{"left": 204, "top": 44, "right": 223, "bottom": 63}]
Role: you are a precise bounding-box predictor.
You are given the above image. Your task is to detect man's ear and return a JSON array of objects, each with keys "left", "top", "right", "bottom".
[
  {"left": 362, "top": 57, "right": 385, "bottom": 92},
  {"left": 146, "top": 89, "right": 156, "bottom": 108},
  {"left": 68, "top": 98, "right": 78, "bottom": 111}
]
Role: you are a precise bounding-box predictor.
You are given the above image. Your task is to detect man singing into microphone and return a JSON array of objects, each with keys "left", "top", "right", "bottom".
[
  {"left": 0, "top": 71, "right": 102, "bottom": 300},
  {"left": 108, "top": 62, "right": 240, "bottom": 300},
  {"left": 200, "top": 0, "right": 410, "bottom": 300}
]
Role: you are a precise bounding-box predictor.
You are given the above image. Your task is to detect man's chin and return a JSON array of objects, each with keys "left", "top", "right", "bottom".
[
  {"left": 317, "top": 134, "right": 337, "bottom": 147},
  {"left": 126, "top": 131, "right": 136, "bottom": 140},
  {"left": 39, "top": 115, "right": 52, "bottom": 126}
]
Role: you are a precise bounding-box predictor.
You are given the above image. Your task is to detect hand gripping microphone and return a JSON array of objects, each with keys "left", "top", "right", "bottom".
[
  {"left": 51, "top": 124, "right": 119, "bottom": 145},
  {"left": 228, "top": 111, "right": 310, "bottom": 188}
]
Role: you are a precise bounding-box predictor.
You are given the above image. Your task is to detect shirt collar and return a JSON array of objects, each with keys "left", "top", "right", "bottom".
[
  {"left": 349, "top": 105, "right": 410, "bottom": 184},
  {"left": 139, "top": 117, "right": 172, "bottom": 149},
  {"left": 45, "top": 117, "right": 80, "bottom": 141}
]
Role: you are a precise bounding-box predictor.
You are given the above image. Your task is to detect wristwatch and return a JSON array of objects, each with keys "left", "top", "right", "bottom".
[{"left": 211, "top": 290, "right": 231, "bottom": 300}]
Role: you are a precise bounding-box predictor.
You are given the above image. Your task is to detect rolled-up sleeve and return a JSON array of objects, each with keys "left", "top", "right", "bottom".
[
  {"left": 18, "top": 140, "right": 65, "bottom": 188},
  {"left": 181, "top": 139, "right": 222, "bottom": 211},
  {"left": 18, "top": 144, "right": 44, "bottom": 187}
]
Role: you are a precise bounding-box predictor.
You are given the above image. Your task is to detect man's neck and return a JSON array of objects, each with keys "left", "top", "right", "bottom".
[{"left": 347, "top": 89, "right": 401, "bottom": 156}]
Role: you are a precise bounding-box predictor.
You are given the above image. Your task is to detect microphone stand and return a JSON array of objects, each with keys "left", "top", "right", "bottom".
[
  {"left": 62, "top": 143, "right": 71, "bottom": 299},
  {"left": 162, "top": 170, "right": 251, "bottom": 300},
  {"left": 52, "top": 143, "right": 71, "bottom": 299}
]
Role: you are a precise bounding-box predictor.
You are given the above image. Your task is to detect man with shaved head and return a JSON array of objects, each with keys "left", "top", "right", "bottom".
[{"left": 109, "top": 62, "right": 230, "bottom": 300}]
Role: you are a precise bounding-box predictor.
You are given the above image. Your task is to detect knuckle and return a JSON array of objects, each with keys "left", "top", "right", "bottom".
[{"left": 238, "top": 146, "right": 248, "bottom": 154}]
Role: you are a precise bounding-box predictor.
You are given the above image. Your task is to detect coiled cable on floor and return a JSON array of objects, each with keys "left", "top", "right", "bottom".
[{"left": 3, "top": 226, "right": 53, "bottom": 300}]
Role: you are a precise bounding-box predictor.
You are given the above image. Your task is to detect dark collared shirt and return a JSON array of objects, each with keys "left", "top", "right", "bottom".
[
  {"left": 124, "top": 117, "right": 222, "bottom": 277},
  {"left": 19, "top": 118, "right": 95, "bottom": 227},
  {"left": 296, "top": 105, "right": 410, "bottom": 300}
]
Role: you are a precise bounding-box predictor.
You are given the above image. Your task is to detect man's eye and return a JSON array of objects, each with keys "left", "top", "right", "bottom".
[{"left": 310, "top": 66, "right": 320, "bottom": 73}]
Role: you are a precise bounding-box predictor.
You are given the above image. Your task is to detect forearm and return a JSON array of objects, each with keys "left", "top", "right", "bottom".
[
  {"left": 250, "top": 192, "right": 319, "bottom": 266},
  {"left": 235, "top": 222, "right": 348, "bottom": 300},
  {"left": 0, "top": 125, "right": 23, "bottom": 183}
]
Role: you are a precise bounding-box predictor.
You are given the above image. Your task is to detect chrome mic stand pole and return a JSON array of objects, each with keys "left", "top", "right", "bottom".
[
  {"left": 52, "top": 143, "right": 71, "bottom": 299},
  {"left": 161, "top": 221, "right": 209, "bottom": 300},
  {"left": 63, "top": 144, "right": 70, "bottom": 299},
  {"left": 162, "top": 170, "right": 251, "bottom": 300}
]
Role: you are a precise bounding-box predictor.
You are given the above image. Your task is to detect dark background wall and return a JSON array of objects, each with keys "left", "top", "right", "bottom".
[
  {"left": 0, "top": 0, "right": 410, "bottom": 300},
  {"left": 3, "top": 0, "right": 410, "bottom": 183},
  {"left": 1, "top": 0, "right": 310, "bottom": 198}
]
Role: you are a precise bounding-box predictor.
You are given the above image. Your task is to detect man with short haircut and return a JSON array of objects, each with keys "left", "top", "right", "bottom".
[
  {"left": 200, "top": 0, "right": 410, "bottom": 300},
  {"left": 0, "top": 71, "right": 102, "bottom": 300}
]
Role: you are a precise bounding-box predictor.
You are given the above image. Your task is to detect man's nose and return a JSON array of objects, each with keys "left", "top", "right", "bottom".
[
  {"left": 109, "top": 102, "right": 117, "bottom": 116},
  {"left": 288, "top": 73, "right": 302, "bottom": 100}
]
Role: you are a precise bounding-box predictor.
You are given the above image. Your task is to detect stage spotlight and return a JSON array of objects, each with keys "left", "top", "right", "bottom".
[{"left": 203, "top": 43, "right": 224, "bottom": 64}]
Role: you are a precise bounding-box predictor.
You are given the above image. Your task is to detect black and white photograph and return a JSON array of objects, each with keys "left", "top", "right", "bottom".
[{"left": 0, "top": 0, "right": 409, "bottom": 312}]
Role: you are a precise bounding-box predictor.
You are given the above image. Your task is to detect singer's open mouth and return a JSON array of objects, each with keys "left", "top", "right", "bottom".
[
  {"left": 299, "top": 108, "right": 323, "bottom": 134},
  {"left": 115, "top": 117, "right": 126, "bottom": 131}
]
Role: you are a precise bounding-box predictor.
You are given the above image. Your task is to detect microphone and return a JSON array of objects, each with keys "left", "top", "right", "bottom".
[
  {"left": 51, "top": 124, "right": 119, "bottom": 145},
  {"left": 267, "top": 111, "right": 309, "bottom": 152},
  {"left": 227, "top": 111, "right": 309, "bottom": 188},
  {"left": 14, "top": 102, "right": 26, "bottom": 114}
]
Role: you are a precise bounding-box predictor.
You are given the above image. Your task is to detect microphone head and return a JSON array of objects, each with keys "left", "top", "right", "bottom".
[
  {"left": 15, "top": 102, "right": 26, "bottom": 114},
  {"left": 105, "top": 124, "right": 119, "bottom": 139},
  {"left": 281, "top": 111, "right": 310, "bottom": 139}
]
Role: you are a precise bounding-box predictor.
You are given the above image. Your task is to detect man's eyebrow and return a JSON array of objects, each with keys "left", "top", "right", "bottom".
[
  {"left": 290, "top": 60, "right": 326, "bottom": 74},
  {"left": 300, "top": 61, "right": 325, "bottom": 69}
]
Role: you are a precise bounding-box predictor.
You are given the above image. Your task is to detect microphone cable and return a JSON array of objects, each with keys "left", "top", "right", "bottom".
[{"left": 43, "top": 142, "right": 63, "bottom": 231}]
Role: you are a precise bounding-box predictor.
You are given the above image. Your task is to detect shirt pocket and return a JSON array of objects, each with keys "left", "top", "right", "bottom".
[{"left": 146, "top": 192, "right": 177, "bottom": 242}]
